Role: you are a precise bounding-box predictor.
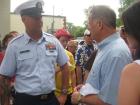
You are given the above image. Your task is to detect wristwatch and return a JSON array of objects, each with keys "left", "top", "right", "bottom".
[{"left": 62, "top": 88, "right": 68, "bottom": 95}]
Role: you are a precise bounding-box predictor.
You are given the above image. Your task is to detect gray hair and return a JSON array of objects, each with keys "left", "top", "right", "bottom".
[{"left": 88, "top": 5, "right": 116, "bottom": 28}]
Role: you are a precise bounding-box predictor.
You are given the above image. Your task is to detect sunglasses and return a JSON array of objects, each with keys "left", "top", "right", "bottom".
[{"left": 85, "top": 34, "right": 91, "bottom": 37}]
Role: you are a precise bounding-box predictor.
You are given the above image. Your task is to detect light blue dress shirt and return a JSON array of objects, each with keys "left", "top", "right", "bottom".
[
  {"left": 86, "top": 32, "right": 132, "bottom": 105},
  {"left": 0, "top": 32, "right": 68, "bottom": 95}
]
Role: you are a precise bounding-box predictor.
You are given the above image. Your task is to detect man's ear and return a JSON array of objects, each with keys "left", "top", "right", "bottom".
[
  {"left": 21, "top": 16, "right": 26, "bottom": 23},
  {"left": 97, "top": 20, "right": 103, "bottom": 30}
]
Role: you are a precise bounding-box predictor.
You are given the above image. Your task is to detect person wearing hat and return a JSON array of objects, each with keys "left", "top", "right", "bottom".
[
  {"left": 0, "top": 0, "right": 69, "bottom": 105},
  {"left": 75, "top": 29, "right": 96, "bottom": 85},
  {"left": 55, "top": 29, "right": 76, "bottom": 105}
]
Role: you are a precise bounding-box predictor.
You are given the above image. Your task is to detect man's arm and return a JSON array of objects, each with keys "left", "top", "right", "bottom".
[
  {"left": 61, "top": 63, "right": 69, "bottom": 90},
  {"left": 0, "top": 75, "right": 11, "bottom": 105},
  {"left": 71, "top": 70, "right": 76, "bottom": 88},
  {"left": 58, "top": 63, "right": 69, "bottom": 105},
  {"left": 75, "top": 47, "right": 84, "bottom": 85},
  {"left": 68, "top": 53, "right": 76, "bottom": 88},
  {"left": 81, "top": 94, "right": 110, "bottom": 105},
  {"left": 76, "top": 65, "right": 83, "bottom": 85},
  {"left": 72, "top": 91, "right": 110, "bottom": 105}
]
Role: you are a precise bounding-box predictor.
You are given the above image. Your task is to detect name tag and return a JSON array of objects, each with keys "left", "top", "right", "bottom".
[
  {"left": 20, "top": 50, "right": 30, "bottom": 54},
  {"left": 46, "top": 50, "right": 57, "bottom": 56}
]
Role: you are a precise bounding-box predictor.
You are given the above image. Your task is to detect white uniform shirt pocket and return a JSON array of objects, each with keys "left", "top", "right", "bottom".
[
  {"left": 45, "top": 50, "right": 57, "bottom": 56},
  {"left": 45, "top": 50, "right": 57, "bottom": 67},
  {"left": 17, "top": 50, "right": 33, "bottom": 60},
  {"left": 17, "top": 50, "right": 34, "bottom": 71}
]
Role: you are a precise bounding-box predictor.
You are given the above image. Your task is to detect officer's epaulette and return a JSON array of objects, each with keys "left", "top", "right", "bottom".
[{"left": 9, "top": 34, "right": 24, "bottom": 44}]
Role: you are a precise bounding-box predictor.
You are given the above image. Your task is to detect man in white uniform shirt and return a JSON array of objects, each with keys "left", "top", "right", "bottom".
[{"left": 0, "top": 0, "right": 69, "bottom": 105}]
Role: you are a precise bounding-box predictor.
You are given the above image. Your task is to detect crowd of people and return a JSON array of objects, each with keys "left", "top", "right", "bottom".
[{"left": 0, "top": 0, "right": 140, "bottom": 105}]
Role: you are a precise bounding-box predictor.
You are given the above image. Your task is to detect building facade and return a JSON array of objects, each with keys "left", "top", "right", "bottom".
[{"left": 10, "top": 13, "right": 66, "bottom": 34}]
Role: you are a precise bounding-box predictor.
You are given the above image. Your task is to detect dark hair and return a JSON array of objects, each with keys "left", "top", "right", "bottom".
[
  {"left": 9, "top": 31, "right": 18, "bottom": 35},
  {"left": 133, "top": 48, "right": 140, "bottom": 60},
  {"left": 2, "top": 34, "right": 14, "bottom": 50},
  {"left": 89, "top": 5, "right": 116, "bottom": 28},
  {"left": 122, "top": 1, "right": 140, "bottom": 44}
]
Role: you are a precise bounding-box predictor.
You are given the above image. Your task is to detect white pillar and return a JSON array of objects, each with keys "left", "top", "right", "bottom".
[{"left": 0, "top": 0, "right": 10, "bottom": 40}]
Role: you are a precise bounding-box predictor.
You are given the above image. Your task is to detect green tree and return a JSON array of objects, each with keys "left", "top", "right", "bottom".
[
  {"left": 67, "top": 22, "right": 85, "bottom": 38},
  {"left": 72, "top": 26, "right": 85, "bottom": 37},
  {"left": 119, "top": 0, "right": 138, "bottom": 17},
  {"left": 117, "top": 0, "right": 137, "bottom": 27},
  {"left": 66, "top": 22, "right": 74, "bottom": 34},
  {"left": 116, "top": 18, "right": 122, "bottom": 27},
  {"left": 120, "top": 0, "right": 135, "bottom": 9}
]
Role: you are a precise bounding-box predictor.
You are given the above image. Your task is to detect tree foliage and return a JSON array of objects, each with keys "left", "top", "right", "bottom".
[
  {"left": 116, "top": 18, "right": 122, "bottom": 27},
  {"left": 119, "top": 0, "right": 137, "bottom": 17},
  {"left": 67, "top": 22, "right": 86, "bottom": 38},
  {"left": 120, "top": 0, "right": 135, "bottom": 9},
  {"left": 117, "top": 0, "right": 137, "bottom": 27}
]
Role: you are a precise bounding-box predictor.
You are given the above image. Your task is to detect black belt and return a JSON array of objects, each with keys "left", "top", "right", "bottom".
[{"left": 15, "top": 91, "right": 54, "bottom": 100}]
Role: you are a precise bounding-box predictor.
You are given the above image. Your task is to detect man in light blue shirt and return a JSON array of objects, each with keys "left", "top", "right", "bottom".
[
  {"left": 71, "top": 5, "right": 132, "bottom": 105},
  {"left": 0, "top": 0, "right": 69, "bottom": 105}
]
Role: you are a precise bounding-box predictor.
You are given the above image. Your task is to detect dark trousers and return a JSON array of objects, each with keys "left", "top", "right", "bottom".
[
  {"left": 13, "top": 91, "right": 60, "bottom": 105},
  {"left": 64, "top": 94, "right": 73, "bottom": 105}
]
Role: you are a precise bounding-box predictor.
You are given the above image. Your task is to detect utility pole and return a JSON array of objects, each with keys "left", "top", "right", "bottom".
[
  {"left": 51, "top": 5, "right": 55, "bottom": 34},
  {"left": 63, "top": 16, "right": 66, "bottom": 29}
]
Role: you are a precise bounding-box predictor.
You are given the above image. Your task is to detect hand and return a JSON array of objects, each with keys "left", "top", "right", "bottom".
[
  {"left": 57, "top": 94, "right": 67, "bottom": 105},
  {"left": 71, "top": 91, "right": 81, "bottom": 104},
  {"left": 55, "top": 66, "right": 61, "bottom": 73},
  {"left": 74, "top": 84, "right": 83, "bottom": 92}
]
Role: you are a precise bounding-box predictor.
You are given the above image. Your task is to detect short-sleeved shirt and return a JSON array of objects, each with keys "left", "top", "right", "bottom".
[
  {"left": 75, "top": 42, "right": 95, "bottom": 70},
  {"left": 86, "top": 32, "right": 132, "bottom": 105},
  {"left": 0, "top": 32, "right": 68, "bottom": 95}
]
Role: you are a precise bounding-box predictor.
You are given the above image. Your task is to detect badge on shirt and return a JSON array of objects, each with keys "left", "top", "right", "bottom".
[{"left": 45, "top": 43, "right": 56, "bottom": 52}]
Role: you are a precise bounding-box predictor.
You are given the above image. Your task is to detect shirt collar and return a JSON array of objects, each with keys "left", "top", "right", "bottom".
[
  {"left": 97, "top": 32, "right": 120, "bottom": 50},
  {"left": 24, "top": 32, "right": 46, "bottom": 44}
]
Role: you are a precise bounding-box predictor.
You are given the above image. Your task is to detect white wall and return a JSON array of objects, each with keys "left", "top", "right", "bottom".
[
  {"left": 0, "top": 0, "right": 10, "bottom": 40},
  {"left": 10, "top": 14, "right": 25, "bottom": 34},
  {"left": 10, "top": 14, "right": 65, "bottom": 34}
]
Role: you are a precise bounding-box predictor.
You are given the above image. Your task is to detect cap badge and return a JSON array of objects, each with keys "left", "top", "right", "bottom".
[{"left": 36, "top": 2, "right": 42, "bottom": 10}]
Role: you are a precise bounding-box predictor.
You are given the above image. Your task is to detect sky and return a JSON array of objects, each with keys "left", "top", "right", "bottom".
[{"left": 11, "top": 0, "right": 120, "bottom": 26}]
